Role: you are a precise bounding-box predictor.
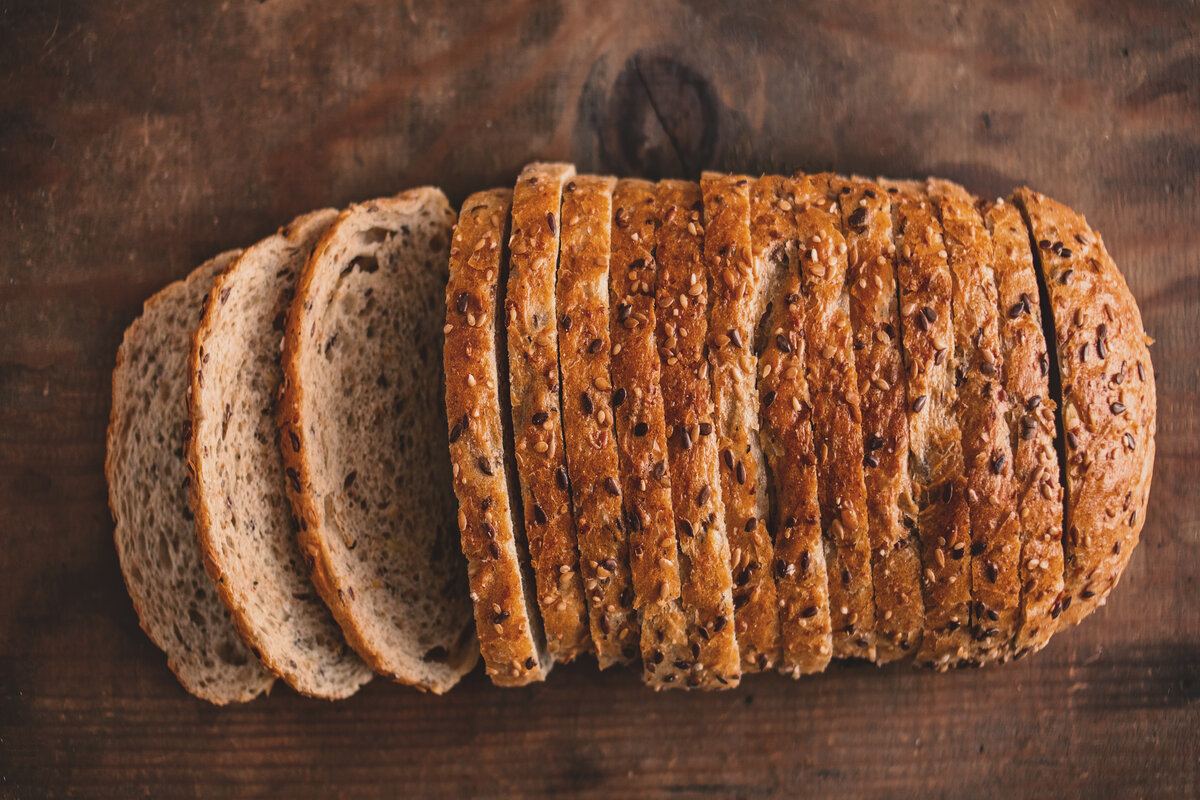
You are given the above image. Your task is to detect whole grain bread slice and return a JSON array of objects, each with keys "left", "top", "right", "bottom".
[
  {"left": 188, "top": 210, "right": 374, "bottom": 699},
  {"left": 279, "top": 189, "right": 478, "bottom": 693},
  {"left": 882, "top": 179, "right": 974, "bottom": 669},
  {"left": 556, "top": 175, "right": 639, "bottom": 668},
  {"left": 750, "top": 175, "right": 833, "bottom": 676},
  {"left": 505, "top": 162, "right": 592, "bottom": 662},
  {"left": 654, "top": 179, "right": 741, "bottom": 689},
  {"left": 832, "top": 176, "right": 925, "bottom": 662},
  {"left": 1013, "top": 188, "right": 1155, "bottom": 628},
  {"left": 609, "top": 179, "right": 691, "bottom": 689},
  {"left": 798, "top": 173, "right": 878, "bottom": 661},
  {"left": 107, "top": 251, "right": 276, "bottom": 704},
  {"left": 701, "top": 171, "right": 780, "bottom": 673},
  {"left": 926, "top": 179, "right": 1022, "bottom": 664},
  {"left": 981, "top": 198, "right": 1065, "bottom": 658},
  {"left": 446, "top": 189, "right": 550, "bottom": 686}
]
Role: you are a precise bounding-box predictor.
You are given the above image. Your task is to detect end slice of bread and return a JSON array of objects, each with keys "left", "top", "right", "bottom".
[
  {"left": 188, "top": 210, "right": 375, "bottom": 699},
  {"left": 279, "top": 189, "right": 479, "bottom": 693},
  {"left": 107, "top": 251, "right": 276, "bottom": 704}
]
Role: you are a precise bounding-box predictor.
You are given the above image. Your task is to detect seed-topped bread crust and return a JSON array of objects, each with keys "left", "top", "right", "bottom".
[
  {"left": 750, "top": 175, "right": 833, "bottom": 676},
  {"left": 832, "top": 176, "right": 925, "bottom": 663},
  {"left": 609, "top": 179, "right": 691, "bottom": 689},
  {"left": 883, "top": 179, "right": 974, "bottom": 669},
  {"left": 556, "top": 175, "right": 639, "bottom": 668},
  {"left": 108, "top": 251, "right": 276, "bottom": 705},
  {"left": 701, "top": 171, "right": 780, "bottom": 673},
  {"left": 981, "top": 198, "right": 1065, "bottom": 658},
  {"left": 927, "top": 179, "right": 1022, "bottom": 663},
  {"left": 653, "top": 179, "right": 741, "bottom": 689},
  {"left": 445, "top": 189, "right": 550, "bottom": 686},
  {"left": 188, "top": 209, "right": 374, "bottom": 699},
  {"left": 279, "top": 188, "right": 477, "bottom": 694},
  {"left": 505, "top": 162, "right": 591, "bottom": 662},
  {"left": 1014, "top": 188, "right": 1156, "bottom": 628}
]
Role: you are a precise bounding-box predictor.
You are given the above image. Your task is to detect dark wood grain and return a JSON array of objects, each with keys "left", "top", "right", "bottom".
[{"left": 2, "top": 0, "right": 1197, "bottom": 796}]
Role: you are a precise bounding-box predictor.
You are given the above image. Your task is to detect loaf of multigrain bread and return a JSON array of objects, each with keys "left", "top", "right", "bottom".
[{"left": 110, "top": 168, "right": 1154, "bottom": 701}]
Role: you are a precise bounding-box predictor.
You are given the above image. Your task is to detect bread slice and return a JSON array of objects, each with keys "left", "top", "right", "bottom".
[
  {"left": 1013, "top": 188, "right": 1156, "bottom": 628},
  {"left": 188, "top": 210, "right": 374, "bottom": 699},
  {"left": 832, "top": 176, "right": 925, "bottom": 662},
  {"left": 446, "top": 189, "right": 550, "bottom": 686},
  {"left": 653, "top": 179, "right": 741, "bottom": 689},
  {"left": 279, "top": 189, "right": 478, "bottom": 693},
  {"left": 556, "top": 175, "right": 639, "bottom": 668},
  {"left": 981, "top": 198, "right": 1065, "bottom": 658},
  {"left": 797, "top": 173, "right": 878, "bottom": 661},
  {"left": 107, "top": 251, "right": 276, "bottom": 704},
  {"left": 701, "top": 171, "right": 780, "bottom": 673},
  {"left": 505, "top": 162, "right": 592, "bottom": 662},
  {"left": 609, "top": 179, "right": 691, "bottom": 689},
  {"left": 749, "top": 176, "right": 833, "bottom": 676},
  {"left": 925, "top": 179, "right": 1022, "bottom": 663},
  {"left": 882, "top": 179, "right": 974, "bottom": 669}
]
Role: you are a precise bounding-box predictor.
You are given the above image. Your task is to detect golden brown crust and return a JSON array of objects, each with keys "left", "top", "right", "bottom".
[
  {"left": 981, "top": 199, "right": 1065, "bottom": 658},
  {"left": 927, "top": 179, "right": 1021, "bottom": 663},
  {"left": 1014, "top": 188, "right": 1155, "bottom": 628},
  {"left": 797, "top": 173, "right": 877, "bottom": 661},
  {"left": 833, "top": 176, "right": 925, "bottom": 662},
  {"left": 505, "top": 162, "right": 591, "bottom": 661},
  {"left": 701, "top": 171, "right": 780, "bottom": 672},
  {"left": 609, "top": 179, "right": 691, "bottom": 688},
  {"left": 444, "top": 189, "right": 549, "bottom": 686},
  {"left": 653, "top": 179, "right": 741, "bottom": 689},
  {"left": 556, "top": 175, "right": 639, "bottom": 668},
  {"left": 883, "top": 179, "right": 974, "bottom": 669},
  {"left": 750, "top": 176, "right": 833, "bottom": 676}
]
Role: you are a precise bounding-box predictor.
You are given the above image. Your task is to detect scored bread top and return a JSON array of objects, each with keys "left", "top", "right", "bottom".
[
  {"left": 701, "top": 171, "right": 780, "bottom": 673},
  {"left": 188, "top": 209, "right": 374, "bottom": 699},
  {"left": 832, "top": 176, "right": 925, "bottom": 663},
  {"left": 609, "top": 179, "right": 691, "bottom": 689},
  {"left": 981, "top": 198, "right": 1065, "bottom": 658},
  {"left": 883, "top": 179, "right": 974, "bottom": 669},
  {"left": 798, "top": 173, "right": 878, "bottom": 661},
  {"left": 279, "top": 188, "right": 478, "bottom": 694},
  {"left": 446, "top": 188, "right": 550, "bottom": 686},
  {"left": 556, "top": 175, "right": 639, "bottom": 669},
  {"left": 654, "top": 179, "right": 741, "bottom": 689},
  {"left": 1014, "top": 188, "right": 1155, "bottom": 628},
  {"left": 108, "top": 250, "right": 276, "bottom": 705},
  {"left": 750, "top": 175, "right": 833, "bottom": 676},
  {"left": 927, "top": 179, "right": 1022, "bottom": 663},
  {"left": 505, "top": 162, "right": 592, "bottom": 662}
]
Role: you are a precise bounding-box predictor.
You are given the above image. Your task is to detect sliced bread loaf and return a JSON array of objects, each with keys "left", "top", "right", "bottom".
[
  {"left": 832, "top": 176, "right": 925, "bottom": 662},
  {"left": 1013, "top": 188, "right": 1156, "bottom": 628},
  {"left": 187, "top": 210, "right": 374, "bottom": 699},
  {"left": 609, "top": 179, "right": 691, "bottom": 689},
  {"left": 505, "top": 162, "right": 592, "bottom": 662},
  {"left": 750, "top": 176, "right": 833, "bottom": 676},
  {"left": 446, "top": 189, "right": 550, "bottom": 686},
  {"left": 702, "top": 172, "right": 780, "bottom": 672},
  {"left": 797, "top": 173, "right": 878, "bottom": 661},
  {"left": 883, "top": 179, "right": 974, "bottom": 669},
  {"left": 981, "top": 198, "right": 1065, "bottom": 658},
  {"left": 926, "top": 179, "right": 1021, "bottom": 663},
  {"left": 556, "top": 175, "right": 639, "bottom": 668},
  {"left": 654, "top": 179, "right": 742, "bottom": 689},
  {"left": 108, "top": 251, "right": 276, "bottom": 704},
  {"left": 279, "top": 189, "right": 478, "bottom": 693}
]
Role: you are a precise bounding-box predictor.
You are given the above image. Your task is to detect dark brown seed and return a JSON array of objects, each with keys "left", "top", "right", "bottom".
[
  {"left": 744, "top": 517, "right": 756, "bottom": 532},
  {"left": 612, "top": 387, "right": 626, "bottom": 407},
  {"left": 483, "top": 522, "right": 496, "bottom": 539},
  {"left": 971, "top": 541, "right": 986, "bottom": 557},
  {"left": 980, "top": 360, "right": 996, "bottom": 377},
  {"left": 533, "top": 505, "right": 547, "bottom": 524},
  {"left": 697, "top": 485, "right": 711, "bottom": 507},
  {"left": 286, "top": 468, "right": 301, "bottom": 492},
  {"left": 863, "top": 453, "right": 879, "bottom": 468},
  {"left": 763, "top": 390, "right": 777, "bottom": 408},
  {"left": 678, "top": 518, "right": 694, "bottom": 537},
  {"left": 1008, "top": 302, "right": 1025, "bottom": 319},
  {"left": 801, "top": 605, "right": 819, "bottom": 618},
  {"left": 922, "top": 305, "right": 938, "bottom": 323},
  {"left": 1059, "top": 248, "right": 1073, "bottom": 258},
  {"left": 848, "top": 206, "right": 868, "bottom": 229},
  {"left": 532, "top": 411, "right": 549, "bottom": 425},
  {"left": 1039, "top": 239, "right": 1052, "bottom": 250},
  {"left": 713, "top": 615, "right": 728, "bottom": 632},
  {"left": 616, "top": 303, "right": 632, "bottom": 322},
  {"left": 722, "top": 448, "right": 734, "bottom": 470},
  {"left": 912, "top": 395, "right": 928, "bottom": 413},
  {"left": 698, "top": 422, "right": 712, "bottom": 436},
  {"left": 679, "top": 427, "right": 692, "bottom": 450},
  {"left": 736, "top": 461, "right": 746, "bottom": 485},
  {"left": 488, "top": 542, "right": 501, "bottom": 559},
  {"left": 841, "top": 568, "right": 851, "bottom": 586},
  {"left": 629, "top": 257, "right": 644, "bottom": 271},
  {"left": 916, "top": 312, "right": 930, "bottom": 332},
  {"left": 1060, "top": 269, "right": 1074, "bottom": 283},
  {"left": 493, "top": 609, "right": 510, "bottom": 624},
  {"left": 653, "top": 460, "right": 667, "bottom": 480},
  {"left": 1124, "top": 432, "right": 1136, "bottom": 450},
  {"left": 560, "top": 314, "right": 572, "bottom": 331},
  {"left": 604, "top": 477, "right": 620, "bottom": 496},
  {"left": 556, "top": 467, "right": 569, "bottom": 490},
  {"left": 449, "top": 420, "right": 464, "bottom": 444},
  {"left": 991, "top": 454, "right": 1006, "bottom": 475},
  {"left": 1097, "top": 337, "right": 1108, "bottom": 359},
  {"left": 634, "top": 421, "right": 648, "bottom": 436},
  {"left": 774, "top": 559, "right": 787, "bottom": 579},
  {"left": 934, "top": 347, "right": 947, "bottom": 365},
  {"left": 1110, "top": 402, "right": 1126, "bottom": 415},
  {"left": 589, "top": 338, "right": 604, "bottom": 355},
  {"left": 728, "top": 329, "right": 743, "bottom": 349},
  {"left": 455, "top": 292, "right": 469, "bottom": 314},
  {"left": 799, "top": 550, "right": 810, "bottom": 573},
  {"left": 986, "top": 560, "right": 999, "bottom": 584},
  {"left": 289, "top": 431, "right": 301, "bottom": 452},
  {"left": 344, "top": 471, "right": 357, "bottom": 489},
  {"left": 477, "top": 457, "right": 493, "bottom": 476},
  {"left": 580, "top": 392, "right": 594, "bottom": 415},
  {"left": 546, "top": 212, "right": 556, "bottom": 234},
  {"left": 867, "top": 435, "right": 885, "bottom": 451},
  {"left": 1067, "top": 431, "right": 1079, "bottom": 449},
  {"left": 776, "top": 333, "right": 792, "bottom": 353}
]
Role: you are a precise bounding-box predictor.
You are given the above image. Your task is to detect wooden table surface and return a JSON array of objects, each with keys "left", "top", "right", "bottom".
[{"left": 2, "top": 1, "right": 1197, "bottom": 796}]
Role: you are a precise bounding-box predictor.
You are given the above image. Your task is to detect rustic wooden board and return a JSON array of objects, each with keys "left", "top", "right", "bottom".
[{"left": 1, "top": 1, "right": 1197, "bottom": 796}]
